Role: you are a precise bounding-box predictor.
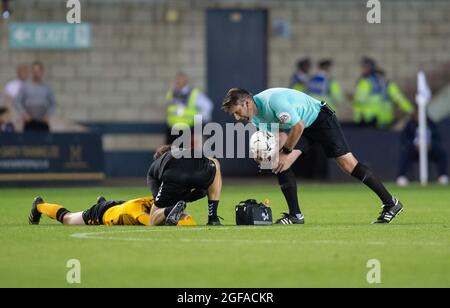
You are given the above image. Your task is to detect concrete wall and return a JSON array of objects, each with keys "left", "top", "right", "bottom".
[{"left": 1, "top": 0, "right": 449, "bottom": 124}]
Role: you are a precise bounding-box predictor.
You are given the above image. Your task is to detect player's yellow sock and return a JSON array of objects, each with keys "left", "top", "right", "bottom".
[
  {"left": 177, "top": 214, "right": 197, "bottom": 226},
  {"left": 37, "top": 203, "right": 70, "bottom": 223}
]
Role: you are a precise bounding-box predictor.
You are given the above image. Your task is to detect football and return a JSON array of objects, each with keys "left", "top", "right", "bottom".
[{"left": 249, "top": 130, "right": 277, "bottom": 162}]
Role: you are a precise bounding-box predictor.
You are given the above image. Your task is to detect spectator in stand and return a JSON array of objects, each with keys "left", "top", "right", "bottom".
[
  {"left": 15, "top": 61, "right": 56, "bottom": 133},
  {"left": 2, "top": 64, "right": 29, "bottom": 131}
]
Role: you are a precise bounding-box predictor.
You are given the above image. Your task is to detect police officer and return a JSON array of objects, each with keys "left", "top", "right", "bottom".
[
  {"left": 289, "top": 58, "right": 311, "bottom": 92},
  {"left": 165, "top": 72, "right": 213, "bottom": 145},
  {"left": 376, "top": 68, "right": 413, "bottom": 127},
  {"left": 353, "top": 58, "right": 413, "bottom": 128},
  {"left": 353, "top": 57, "right": 383, "bottom": 127},
  {"left": 307, "top": 59, "right": 343, "bottom": 112}
]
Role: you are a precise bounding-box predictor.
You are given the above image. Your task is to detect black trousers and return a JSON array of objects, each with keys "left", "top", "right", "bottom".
[
  {"left": 152, "top": 157, "right": 216, "bottom": 208},
  {"left": 398, "top": 144, "right": 448, "bottom": 177}
]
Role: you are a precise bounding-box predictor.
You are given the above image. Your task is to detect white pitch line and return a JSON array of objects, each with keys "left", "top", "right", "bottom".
[{"left": 70, "top": 230, "right": 448, "bottom": 247}]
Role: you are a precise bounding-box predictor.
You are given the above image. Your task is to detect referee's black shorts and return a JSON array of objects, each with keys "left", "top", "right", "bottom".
[
  {"left": 294, "top": 104, "right": 351, "bottom": 158},
  {"left": 153, "top": 157, "right": 217, "bottom": 208}
]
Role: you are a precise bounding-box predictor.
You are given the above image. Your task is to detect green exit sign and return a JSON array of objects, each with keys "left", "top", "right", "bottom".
[{"left": 9, "top": 23, "right": 91, "bottom": 49}]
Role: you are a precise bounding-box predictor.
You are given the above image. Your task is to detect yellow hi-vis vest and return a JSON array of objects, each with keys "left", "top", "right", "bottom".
[
  {"left": 166, "top": 88, "right": 200, "bottom": 128},
  {"left": 377, "top": 81, "right": 413, "bottom": 127},
  {"left": 353, "top": 75, "right": 384, "bottom": 125}
]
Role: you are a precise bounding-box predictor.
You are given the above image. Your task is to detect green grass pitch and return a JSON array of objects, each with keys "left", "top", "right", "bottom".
[{"left": 0, "top": 183, "right": 449, "bottom": 288}]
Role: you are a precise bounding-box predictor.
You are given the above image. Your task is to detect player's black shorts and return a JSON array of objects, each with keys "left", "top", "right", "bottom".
[
  {"left": 153, "top": 157, "right": 217, "bottom": 208},
  {"left": 294, "top": 104, "right": 351, "bottom": 158},
  {"left": 82, "top": 200, "right": 124, "bottom": 225}
]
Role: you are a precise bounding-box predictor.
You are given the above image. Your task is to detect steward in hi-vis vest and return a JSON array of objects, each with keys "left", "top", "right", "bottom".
[
  {"left": 289, "top": 58, "right": 311, "bottom": 93},
  {"left": 307, "top": 59, "right": 343, "bottom": 112},
  {"left": 165, "top": 72, "right": 213, "bottom": 144},
  {"left": 376, "top": 69, "right": 413, "bottom": 127}
]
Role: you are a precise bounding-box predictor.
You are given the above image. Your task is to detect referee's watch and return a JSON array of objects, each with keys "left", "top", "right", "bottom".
[{"left": 280, "top": 146, "right": 293, "bottom": 154}]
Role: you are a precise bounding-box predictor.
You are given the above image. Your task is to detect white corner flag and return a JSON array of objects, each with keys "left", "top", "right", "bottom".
[{"left": 416, "top": 71, "right": 432, "bottom": 186}]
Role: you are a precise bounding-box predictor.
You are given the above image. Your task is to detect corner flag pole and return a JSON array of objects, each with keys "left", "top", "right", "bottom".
[{"left": 416, "top": 71, "right": 431, "bottom": 186}]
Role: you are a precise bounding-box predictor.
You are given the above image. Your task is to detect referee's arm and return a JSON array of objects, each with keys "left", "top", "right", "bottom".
[{"left": 283, "top": 120, "right": 304, "bottom": 152}]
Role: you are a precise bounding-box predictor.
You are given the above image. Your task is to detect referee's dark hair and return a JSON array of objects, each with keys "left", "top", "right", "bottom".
[
  {"left": 222, "top": 88, "right": 252, "bottom": 113},
  {"left": 154, "top": 144, "right": 172, "bottom": 160}
]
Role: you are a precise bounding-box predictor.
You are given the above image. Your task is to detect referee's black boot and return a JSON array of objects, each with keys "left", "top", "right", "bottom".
[
  {"left": 372, "top": 198, "right": 404, "bottom": 224},
  {"left": 165, "top": 201, "right": 187, "bottom": 226},
  {"left": 29, "top": 197, "right": 44, "bottom": 225},
  {"left": 275, "top": 213, "right": 304, "bottom": 225},
  {"left": 206, "top": 216, "right": 223, "bottom": 226}
]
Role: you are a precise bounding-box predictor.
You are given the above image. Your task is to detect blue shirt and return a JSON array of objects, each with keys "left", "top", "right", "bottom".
[{"left": 251, "top": 88, "right": 322, "bottom": 131}]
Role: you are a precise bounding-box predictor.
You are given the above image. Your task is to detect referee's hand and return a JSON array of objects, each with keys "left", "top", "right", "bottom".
[{"left": 272, "top": 153, "right": 288, "bottom": 174}]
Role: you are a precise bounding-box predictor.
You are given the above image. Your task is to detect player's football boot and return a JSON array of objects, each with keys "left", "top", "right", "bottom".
[
  {"left": 372, "top": 198, "right": 404, "bottom": 224},
  {"left": 206, "top": 216, "right": 223, "bottom": 226},
  {"left": 165, "top": 201, "right": 187, "bottom": 226},
  {"left": 275, "top": 213, "right": 304, "bottom": 225},
  {"left": 28, "top": 197, "right": 44, "bottom": 225}
]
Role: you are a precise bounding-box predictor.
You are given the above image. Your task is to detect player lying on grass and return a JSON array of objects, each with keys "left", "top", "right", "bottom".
[
  {"left": 28, "top": 195, "right": 196, "bottom": 226},
  {"left": 222, "top": 87, "right": 404, "bottom": 225},
  {"left": 147, "top": 145, "right": 223, "bottom": 226}
]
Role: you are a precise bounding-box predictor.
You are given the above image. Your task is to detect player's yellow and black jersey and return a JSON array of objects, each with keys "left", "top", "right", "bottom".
[
  {"left": 82, "top": 197, "right": 153, "bottom": 226},
  {"left": 102, "top": 197, "right": 154, "bottom": 226},
  {"left": 82, "top": 196, "right": 196, "bottom": 226}
]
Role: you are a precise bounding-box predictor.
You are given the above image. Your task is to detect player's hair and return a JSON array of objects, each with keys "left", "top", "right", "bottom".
[
  {"left": 221, "top": 88, "right": 252, "bottom": 113},
  {"left": 154, "top": 144, "right": 172, "bottom": 160}
]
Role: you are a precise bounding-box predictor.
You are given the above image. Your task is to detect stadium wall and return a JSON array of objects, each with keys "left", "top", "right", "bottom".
[
  {"left": 0, "top": 0, "right": 449, "bottom": 179},
  {"left": 1, "top": 0, "right": 449, "bottom": 124}
]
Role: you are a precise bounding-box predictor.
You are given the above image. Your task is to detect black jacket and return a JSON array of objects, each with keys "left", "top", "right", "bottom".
[{"left": 146, "top": 149, "right": 207, "bottom": 203}]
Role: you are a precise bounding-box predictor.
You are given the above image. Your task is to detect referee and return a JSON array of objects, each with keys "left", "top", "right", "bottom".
[
  {"left": 147, "top": 145, "right": 222, "bottom": 226},
  {"left": 222, "top": 87, "right": 403, "bottom": 225}
]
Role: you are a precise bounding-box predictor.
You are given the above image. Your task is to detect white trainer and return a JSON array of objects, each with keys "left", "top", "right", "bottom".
[
  {"left": 396, "top": 176, "right": 409, "bottom": 187},
  {"left": 438, "top": 175, "right": 449, "bottom": 185}
]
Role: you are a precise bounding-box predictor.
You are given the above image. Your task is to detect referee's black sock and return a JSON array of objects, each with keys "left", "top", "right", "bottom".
[
  {"left": 277, "top": 169, "right": 302, "bottom": 216},
  {"left": 351, "top": 163, "right": 394, "bottom": 206},
  {"left": 208, "top": 200, "right": 219, "bottom": 221}
]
